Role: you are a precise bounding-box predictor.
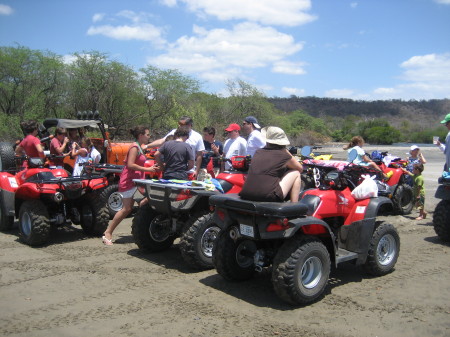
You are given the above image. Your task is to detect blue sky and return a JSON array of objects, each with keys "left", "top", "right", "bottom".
[{"left": 0, "top": 0, "right": 449, "bottom": 100}]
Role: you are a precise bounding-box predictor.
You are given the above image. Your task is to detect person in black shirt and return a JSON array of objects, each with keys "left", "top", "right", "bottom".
[
  {"left": 155, "top": 125, "right": 194, "bottom": 180},
  {"left": 199, "top": 126, "right": 223, "bottom": 179}
]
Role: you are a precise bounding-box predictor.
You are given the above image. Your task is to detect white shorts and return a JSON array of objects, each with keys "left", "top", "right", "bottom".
[{"left": 120, "top": 186, "right": 137, "bottom": 199}]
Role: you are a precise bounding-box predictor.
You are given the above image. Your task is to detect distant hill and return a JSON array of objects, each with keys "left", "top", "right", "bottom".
[{"left": 268, "top": 96, "right": 450, "bottom": 129}]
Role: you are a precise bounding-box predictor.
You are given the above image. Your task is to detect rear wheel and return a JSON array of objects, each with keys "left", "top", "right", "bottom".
[
  {"left": 272, "top": 237, "right": 330, "bottom": 305},
  {"left": 0, "top": 142, "right": 16, "bottom": 172},
  {"left": 0, "top": 194, "right": 14, "bottom": 231},
  {"left": 432, "top": 200, "right": 450, "bottom": 242},
  {"left": 393, "top": 183, "right": 414, "bottom": 215},
  {"left": 18, "top": 200, "right": 51, "bottom": 246},
  {"left": 213, "top": 227, "right": 256, "bottom": 281},
  {"left": 179, "top": 211, "right": 220, "bottom": 270},
  {"left": 131, "top": 203, "right": 175, "bottom": 252},
  {"left": 364, "top": 222, "right": 400, "bottom": 276},
  {"left": 80, "top": 193, "right": 110, "bottom": 236}
]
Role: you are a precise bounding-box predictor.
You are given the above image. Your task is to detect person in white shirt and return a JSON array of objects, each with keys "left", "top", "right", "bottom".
[
  {"left": 222, "top": 123, "right": 247, "bottom": 171},
  {"left": 242, "top": 116, "right": 265, "bottom": 157},
  {"left": 147, "top": 116, "right": 205, "bottom": 179},
  {"left": 89, "top": 145, "right": 101, "bottom": 164},
  {"left": 436, "top": 113, "right": 450, "bottom": 171}
]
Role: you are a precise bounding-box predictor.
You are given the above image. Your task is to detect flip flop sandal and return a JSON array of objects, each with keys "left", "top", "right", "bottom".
[{"left": 102, "top": 236, "right": 113, "bottom": 246}]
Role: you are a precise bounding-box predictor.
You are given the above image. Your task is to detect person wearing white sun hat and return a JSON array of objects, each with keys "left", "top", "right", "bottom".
[
  {"left": 405, "top": 144, "right": 426, "bottom": 186},
  {"left": 239, "top": 126, "right": 303, "bottom": 203}
]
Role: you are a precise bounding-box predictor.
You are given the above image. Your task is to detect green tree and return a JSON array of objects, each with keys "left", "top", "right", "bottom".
[
  {"left": 140, "top": 65, "right": 201, "bottom": 137},
  {"left": 0, "top": 46, "right": 66, "bottom": 139},
  {"left": 66, "top": 52, "right": 143, "bottom": 138}
]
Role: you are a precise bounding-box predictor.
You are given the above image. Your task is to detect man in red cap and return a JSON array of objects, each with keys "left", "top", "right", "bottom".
[{"left": 221, "top": 123, "right": 247, "bottom": 171}]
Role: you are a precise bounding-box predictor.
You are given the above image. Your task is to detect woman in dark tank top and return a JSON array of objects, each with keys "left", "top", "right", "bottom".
[{"left": 239, "top": 126, "right": 303, "bottom": 202}]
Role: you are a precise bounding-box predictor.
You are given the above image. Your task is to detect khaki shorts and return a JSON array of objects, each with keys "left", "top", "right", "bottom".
[{"left": 415, "top": 195, "right": 425, "bottom": 210}]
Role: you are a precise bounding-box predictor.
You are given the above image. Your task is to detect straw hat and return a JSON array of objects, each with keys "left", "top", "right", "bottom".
[{"left": 261, "top": 126, "right": 290, "bottom": 146}]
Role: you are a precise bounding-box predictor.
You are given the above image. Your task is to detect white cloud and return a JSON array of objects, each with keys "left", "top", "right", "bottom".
[
  {"left": 92, "top": 13, "right": 105, "bottom": 23},
  {"left": 165, "top": 0, "right": 317, "bottom": 27},
  {"left": 88, "top": 24, "right": 164, "bottom": 43},
  {"left": 62, "top": 54, "right": 77, "bottom": 64},
  {"left": 282, "top": 87, "right": 306, "bottom": 96},
  {"left": 378, "top": 53, "right": 450, "bottom": 99},
  {"left": 272, "top": 61, "right": 306, "bottom": 75},
  {"left": 327, "top": 53, "right": 450, "bottom": 100},
  {"left": 0, "top": 4, "right": 13, "bottom": 15},
  {"left": 325, "top": 89, "right": 355, "bottom": 98},
  {"left": 400, "top": 53, "right": 450, "bottom": 82},
  {"left": 434, "top": 0, "right": 450, "bottom": 4},
  {"left": 159, "top": 0, "right": 177, "bottom": 7},
  {"left": 373, "top": 87, "right": 396, "bottom": 95},
  {"left": 350, "top": 2, "right": 358, "bottom": 9},
  {"left": 87, "top": 11, "right": 166, "bottom": 45},
  {"left": 148, "top": 22, "right": 304, "bottom": 82}
]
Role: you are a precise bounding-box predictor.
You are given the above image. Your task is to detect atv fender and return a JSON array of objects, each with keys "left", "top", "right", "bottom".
[
  {"left": 364, "top": 196, "right": 393, "bottom": 218},
  {"left": 339, "top": 196, "right": 393, "bottom": 264},
  {"left": 261, "top": 216, "right": 332, "bottom": 240},
  {"left": 435, "top": 184, "right": 450, "bottom": 200},
  {"left": 0, "top": 188, "right": 15, "bottom": 217}
]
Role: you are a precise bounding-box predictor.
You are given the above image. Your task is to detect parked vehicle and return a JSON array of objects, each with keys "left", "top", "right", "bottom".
[
  {"left": 0, "top": 155, "right": 109, "bottom": 246},
  {"left": 131, "top": 156, "right": 249, "bottom": 270},
  {"left": 209, "top": 150, "right": 399, "bottom": 305},
  {"left": 370, "top": 151, "right": 414, "bottom": 215},
  {"left": 432, "top": 176, "right": 450, "bottom": 242}
]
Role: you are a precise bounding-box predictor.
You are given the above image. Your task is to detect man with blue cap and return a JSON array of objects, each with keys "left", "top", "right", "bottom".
[
  {"left": 242, "top": 115, "right": 265, "bottom": 157},
  {"left": 436, "top": 113, "right": 450, "bottom": 170}
]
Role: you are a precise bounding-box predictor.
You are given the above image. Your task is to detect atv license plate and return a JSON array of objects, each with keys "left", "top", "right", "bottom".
[{"left": 240, "top": 224, "right": 254, "bottom": 237}]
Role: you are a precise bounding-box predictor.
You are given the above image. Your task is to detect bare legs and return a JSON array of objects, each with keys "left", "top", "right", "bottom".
[
  {"left": 279, "top": 170, "right": 301, "bottom": 202},
  {"left": 103, "top": 197, "right": 134, "bottom": 241}
]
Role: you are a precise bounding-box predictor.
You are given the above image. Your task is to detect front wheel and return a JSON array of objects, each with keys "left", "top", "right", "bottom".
[
  {"left": 272, "top": 237, "right": 330, "bottom": 305},
  {"left": 18, "top": 200, "right": 51, "bottom": 246},
  {"left": 393, "top": 183, "right": 413, "bottom": 215},
  {"left": 131, "top": 203, "right": 175, "bottom": 252},
  {"left": 432, "top": 200, "right": 450, "bottom": 242},
  {"left": 364, "top": 222, "right": 400, "bottom": 276},
  {"left": 80, "top": 193, "right": 110, "bottom": 236},
  {"left": 179, "top": 212, "right": 220, "bottom": 270},
  {"left": 100, "top": 184, "right": 122, "bottom": 219},
  {"left": 213, "top": 227, "right": 256, "bottom": 281}
]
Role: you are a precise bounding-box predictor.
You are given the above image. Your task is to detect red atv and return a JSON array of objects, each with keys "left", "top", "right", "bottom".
[
  {"left": 209, "top": 150, "right": 400, "bottom": 305},
  {"left": 370, "top": 151, "right": 414, "bottom": 215},
  {"left": 301, "top": 148, "right": 414, "bottom": 215},
  {"left": 131, "top": 155, "right": 249, "bottom": 270},
  {"left": 0, "top": 155, "right": 109, "bottom": 246}
]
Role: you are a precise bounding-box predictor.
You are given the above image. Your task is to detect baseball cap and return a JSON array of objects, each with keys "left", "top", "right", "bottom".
[
  {"left": 225, "top": 123, "right": 241, "bottom": 132},
  {"left": 440, "top": 113, "right": 450, "bottom": 124},
  {"left": 244, "top": 116, "right": 261, "bottom": 129},
  {"left": 410, "top": 145, "right": 419, "bottom": 151}
]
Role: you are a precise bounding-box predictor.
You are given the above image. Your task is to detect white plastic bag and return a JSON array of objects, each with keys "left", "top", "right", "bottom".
[{"left": 351, "top": 174, "right": 378, "bottom": 200}]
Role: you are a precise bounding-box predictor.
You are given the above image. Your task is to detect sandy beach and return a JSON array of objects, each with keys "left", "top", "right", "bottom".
[{"left": 0, "top": 144, "right": 449, "bottom": 337}]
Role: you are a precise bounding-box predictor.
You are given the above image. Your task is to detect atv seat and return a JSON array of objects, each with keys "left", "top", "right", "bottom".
[
  {"left": 210, "top": 193, "right": 309, "bottom": 217},
  {"left": 28, "top": 157, "right": 45, "bottom": 168}
]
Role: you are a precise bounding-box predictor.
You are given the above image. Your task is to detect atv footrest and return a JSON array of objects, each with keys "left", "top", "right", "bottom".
[
  {"left": 209, "top": 193, "right": 309, "bottom": 217},
  {"left": 336, "top": 248, "right": 358, "bottom": 264}
]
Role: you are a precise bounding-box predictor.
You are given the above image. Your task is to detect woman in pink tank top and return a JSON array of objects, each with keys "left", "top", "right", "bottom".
[{"left": 102, "top": 126, "right": 158, "bottom": 246}]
